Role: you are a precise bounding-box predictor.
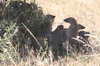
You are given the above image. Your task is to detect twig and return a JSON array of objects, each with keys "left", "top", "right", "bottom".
[{"left": 21, "top": 23, "right": 43, "bottom": 50}]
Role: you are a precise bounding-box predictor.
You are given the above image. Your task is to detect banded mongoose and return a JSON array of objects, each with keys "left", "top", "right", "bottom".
[
  {"left": 64, "top": 17, "right": 85, "bottom": 42},
  {"left": 41, "top": 14, "right": 55, "bottom": 36},
  {"left": 64, "top": 17, "right": 78, "bottom": 43},
  {"left": 64, "top": 17, "right": 92, "bottom": 54},
  {"left": 50, "top": 25, "right": 65, "bottom": 57},
  {"left": 63, "top": 17, "right": 87, "bottom": 54}
]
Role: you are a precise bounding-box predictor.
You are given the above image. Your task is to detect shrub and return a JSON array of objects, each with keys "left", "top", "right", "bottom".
[
  {"left": 7, "top": 0, "right": 44, "bottom": 36},
  {"left": 0, "top": 0, "right": 48, "bottom": 60}
]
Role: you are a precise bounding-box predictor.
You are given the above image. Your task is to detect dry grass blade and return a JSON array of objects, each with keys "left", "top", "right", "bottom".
[
  {"left": 85, "top": 34, "right": 100, "bottom": 43},
  {"left": 86, "top": 34, "right": 100, "bottom": 47}
]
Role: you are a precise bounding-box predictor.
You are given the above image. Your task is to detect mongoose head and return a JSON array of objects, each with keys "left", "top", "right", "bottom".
[
  {"left": 44, "top": 14, "right": 55, "bottom": 22},
  {"left": 64, "top": 17, "right": 77, "bottom": 25},
  {"left": 78, "top": 31, "right": 90, "bottom": 38},
  {"left": 52, "top": 25, "right": 64, "bottom": 33},
  {"left": 77, "top": 24, "right": 85, "bottom": 30}
]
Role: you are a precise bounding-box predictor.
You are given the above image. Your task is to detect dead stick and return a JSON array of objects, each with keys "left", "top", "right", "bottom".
[{"left": 21, "top": 23, "right": 43, "bottom": 50}]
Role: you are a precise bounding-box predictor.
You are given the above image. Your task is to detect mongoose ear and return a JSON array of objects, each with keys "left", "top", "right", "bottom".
[{"left": 77, "top": 24, "right": 85, "bottom": 29}]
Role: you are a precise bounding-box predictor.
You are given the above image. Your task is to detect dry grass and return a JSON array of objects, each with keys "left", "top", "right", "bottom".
[
  {"left": 1, "top": 49, "right": 100, "bottom": 66},
  {"left": 28, "top": 0, "right": 100, "bottom": 66},
  {"left": 1, "top": 0, "right": 100, "bottom": 66}
]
